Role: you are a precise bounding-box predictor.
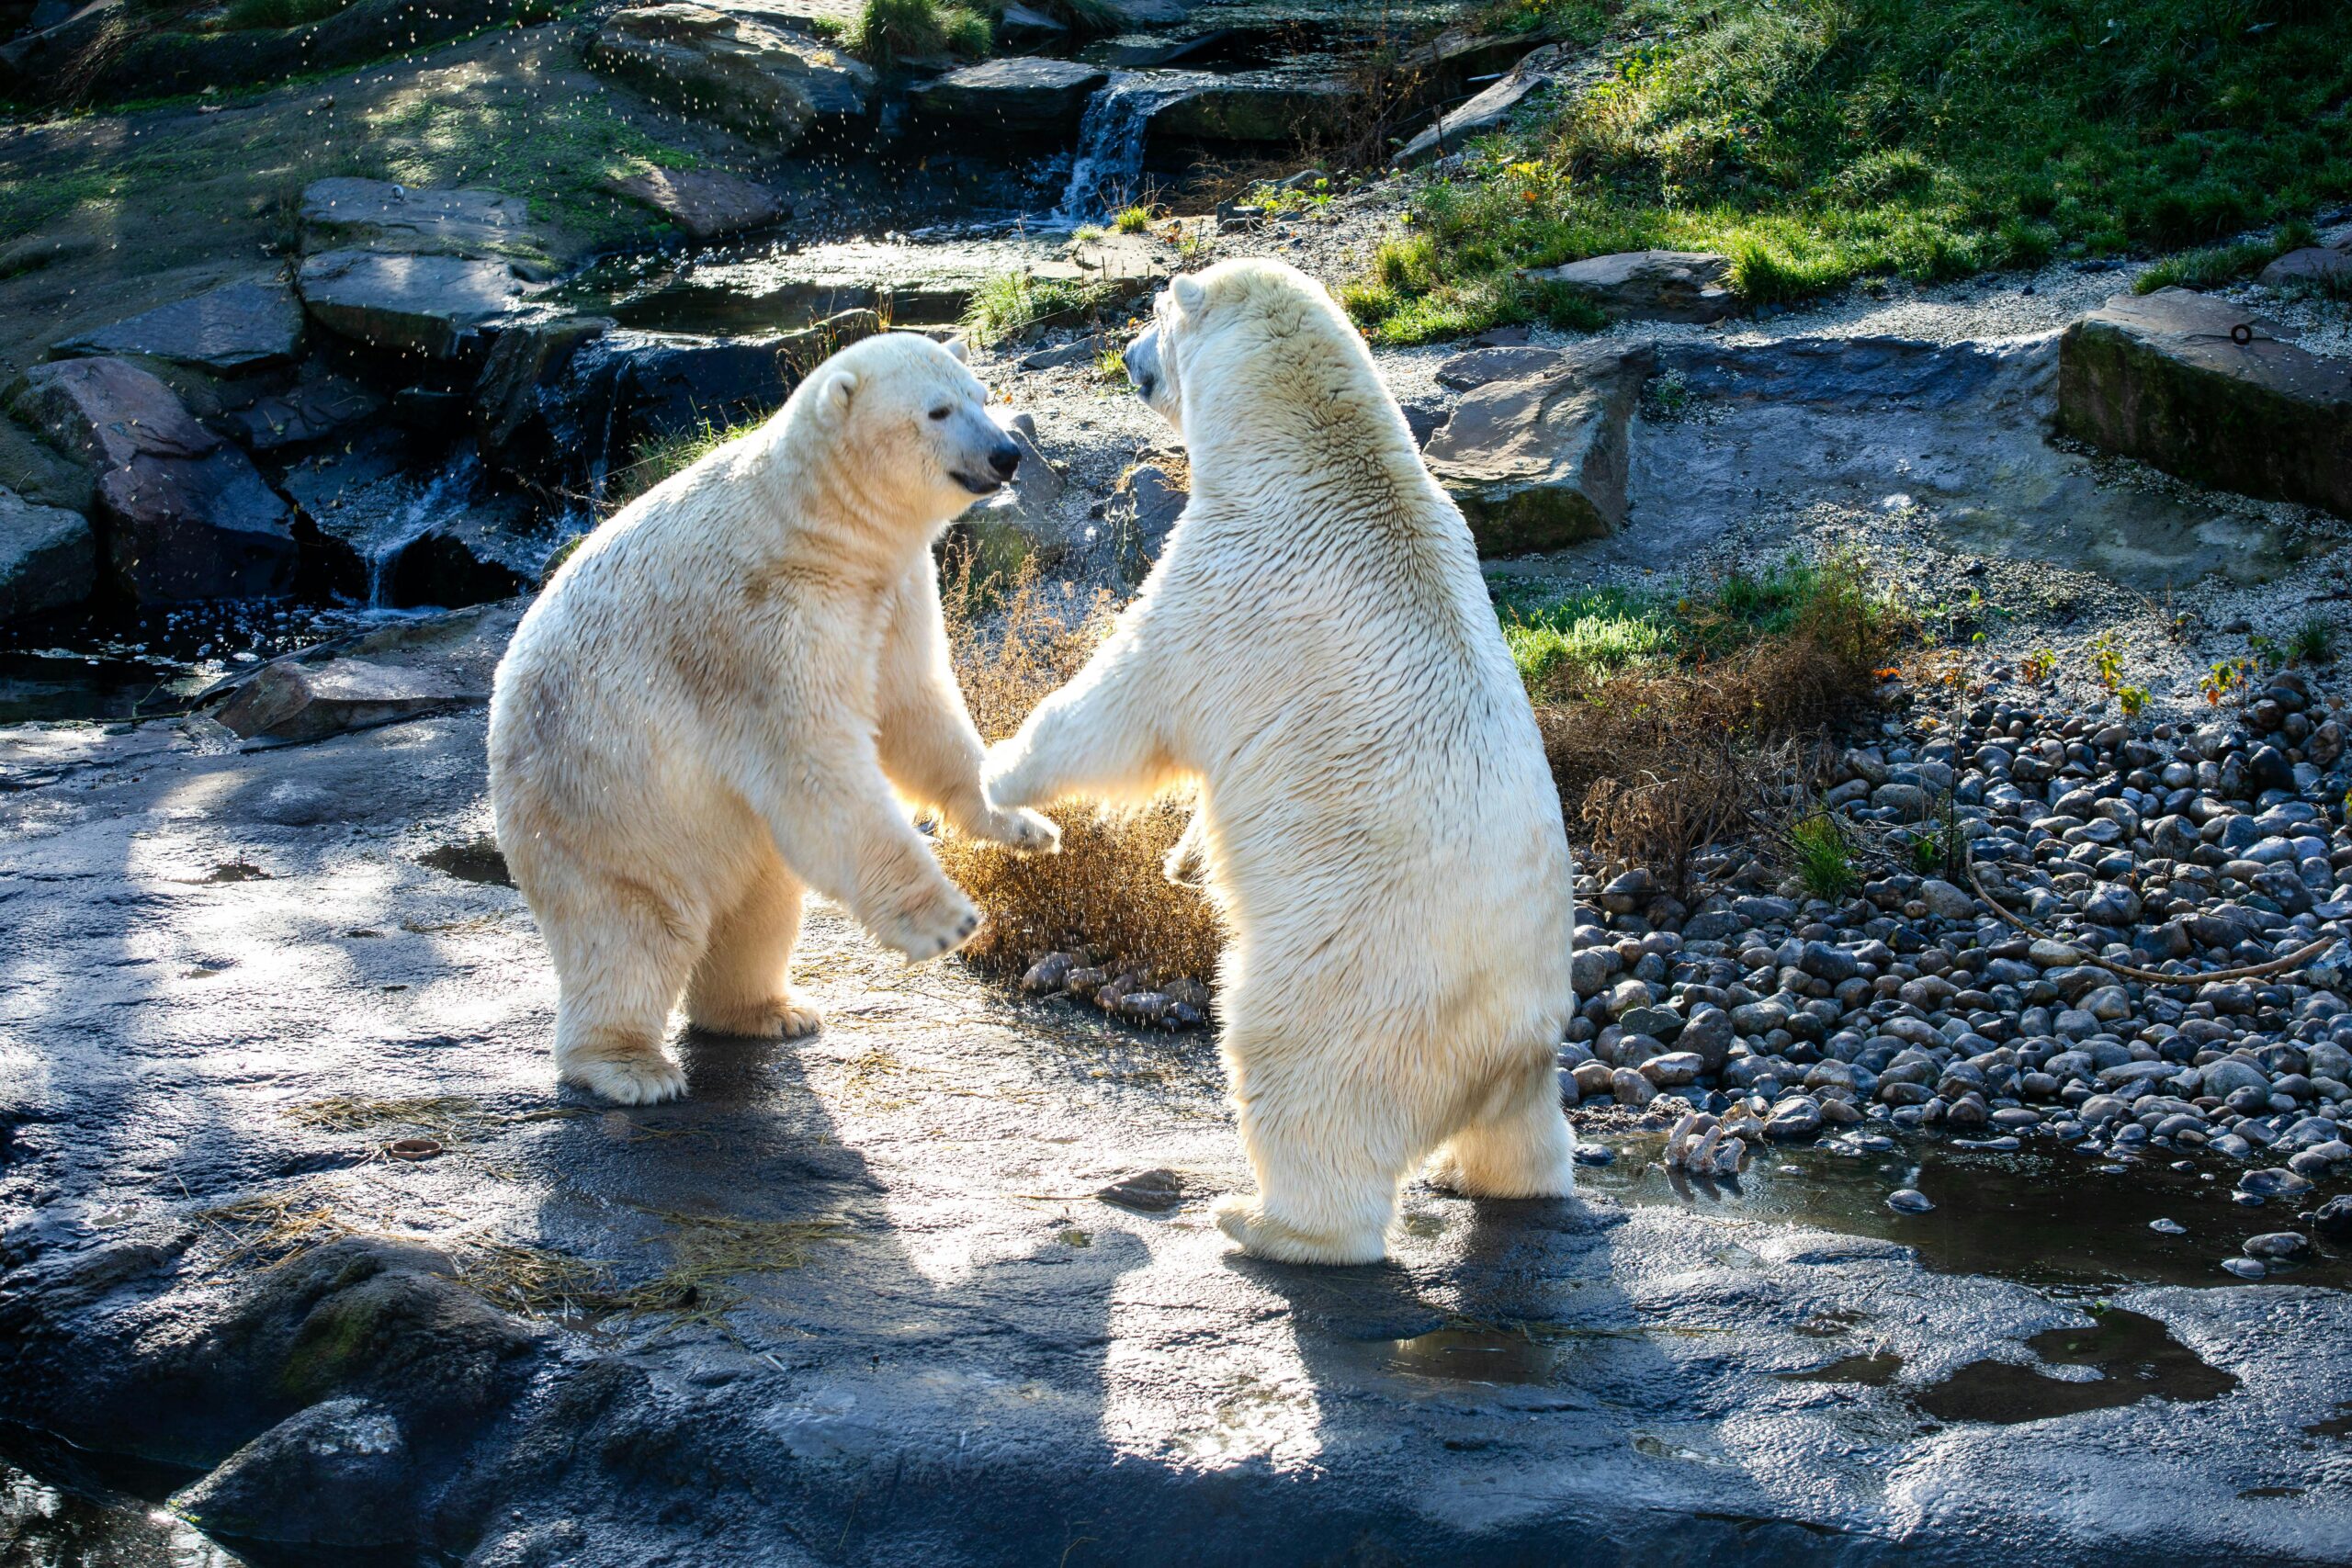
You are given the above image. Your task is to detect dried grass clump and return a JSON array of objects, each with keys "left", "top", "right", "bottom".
[{"left": 934, "top": 559, "right": 1226, "bottom": 984}]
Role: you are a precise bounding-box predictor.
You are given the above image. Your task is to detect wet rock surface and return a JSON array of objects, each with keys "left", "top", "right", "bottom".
[
  {"left": 2, "top": 692, "right": 2350, "bottom": 1565},
  {"left": 0, "top": 484, "right": 94, "bottom": 621},
  {"left": 51, "top": 276, "right": 307, "bottom": 375}
]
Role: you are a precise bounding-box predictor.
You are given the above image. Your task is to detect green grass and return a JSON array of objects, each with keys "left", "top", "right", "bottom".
[
  {"left": 1351, "top": 0, "right": 2352, "bottom": 344},
  {"left": 959, "top": 269, "right": 1114, "bottom": 347},
  {"left": 848, "top": 0, "right": 992, "bottom": 64},
  {"left": 2133, "top": 219, "right": 2316, "bottom": 292},
  {"left": 1112, "top": 205, "right": 1153, "bottom": 233},
  {"left": 606, "top": 412, "right": 765, "bottom": 511},
  {"left": 1786, "top": 808, "right": 1863, "bottom": 899}
]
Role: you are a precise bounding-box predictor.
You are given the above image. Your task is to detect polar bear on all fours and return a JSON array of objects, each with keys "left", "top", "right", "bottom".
[
  {"left": 985, "top": 258, "right": 1580, "bottom": 1265},
  {"left": 489, "top": 333, "right": 1058, "bottom": 1107}
]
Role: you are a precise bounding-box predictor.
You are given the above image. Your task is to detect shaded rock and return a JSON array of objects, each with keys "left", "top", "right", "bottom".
[
  {"left": 2057, "top": 288, "right": 2352, "bottom": 520},
  {"left": 602, "top": 168, "right": 786, "bottom": 243},
  {"left": 224, "top": 371, "right": 384, "bottom": 454},
  {"left": 472, "top": 316, "right": 612, "bottom": 483},
  {"left": 1109, "top": 461, "right": 1185, "bottom": 583},
  {"left": 1422, "top": 342, "right": 1655, "bottom": 553},
  {"left": 1094, "top": 1168, "right": 1182, "bottom": 1213},
  {"left": 951, "top": 417, "right": 1065, "bottom": 579},
  {"left": 1523, "top": 250, "right": 1734, "bottom": 324},
  {"left": 2256, "top": 244, "right": 2352, "bottom": 291},
  {"left": 6, "top": 357, "right": 295, "bottom": 603},
  {"left": 0, "top": 486, "right": 95, "bottom": 621},
  {"left": 51, "top": 277, "right": 304, "bottom": 374},
  {"left": 585, "top": 3, "right": 873, "bottom": 147},
  {"left": 1677, "top": 1007, "right": 1734, "bottom": 1073},
  {"left": 300, "top": 177, "right": 549, "bottom": 275},
  {"left": 1396, "top": 43, "right": 1571, "bottom": 166},
  {"left": 171, "top": 1398, "right": 413, "bottom": 1550},
  {"left": 297, "top": 251, "right": 530, "bottom": 360},
  {"left": 911, "top": 57, "right": 1109, "bottom": 135},
  {"left": 217, "top": 657, "right": 466, "bottom": 742},
  {"left": 1147, "top": 77, "right": 1351, "bottom": 148}
]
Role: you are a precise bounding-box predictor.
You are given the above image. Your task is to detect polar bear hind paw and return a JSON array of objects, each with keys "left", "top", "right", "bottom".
[
  {"left": 563, "top": 1050, "right": 689, "bottom": 1106},
  {"left": 690, "top": 989, "right": 823, "bottom": 1040},
  {"left": 1212, "top": 1195, "right": 1388, "bottom": 1266}
]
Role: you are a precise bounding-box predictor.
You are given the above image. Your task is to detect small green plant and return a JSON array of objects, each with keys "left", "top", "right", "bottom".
[
  {"left": 2019, "top": 648, "right": 2057, "bottom": 684},
  {"left": 2087, "top": 631, "right": 2123, "bottom": 693},
  {"left": 2248, "top": 632, "right": 2283, "bottom": 671},
  {"left": 1112, "top": 205, "right": 1153, "bottom": 234},
  {"left": 960, "top": 270, "right": 1114, "bottom": 347},
  {"left": 2200, "top": 657, "right": 2256, "bottom": 706},
  {"left": 1094, "top": 345, "right": 1129, "bottom": 384},
  {"left": 2289, "top": 615, "right": 2335, "bottom": 666},
  {"left": 607, "top": 412, "right": 763, "bottom": 510},
  {"left": 1786, "top": 808, "right": 1861, "bottom": 902},
  {"left": 2117, "top": 684, "right": 2150, "bottom": 718}
]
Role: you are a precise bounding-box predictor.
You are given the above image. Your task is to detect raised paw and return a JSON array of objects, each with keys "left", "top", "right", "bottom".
[
  {"left": 563, "top": 1050, "right": 688, "bottom": 1106},
  {"left": 1211, "top": 1194, "right": 1388, "bottom": 1267},
  {"left": 971, "top": 805, "right": 1060, "bottom": 854},
  {"left": 870, "top": 884, "right": 981, "bottom": 964},
  {"left": 690, "top": 988, "right": 824, "bottom": 1040}
]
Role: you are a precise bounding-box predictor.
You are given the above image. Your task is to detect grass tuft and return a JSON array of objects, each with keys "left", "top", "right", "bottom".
[
  {"left": 848, "top": 0, "right": 992, "bottom": 64},
  {"left": 959, "top": 269, "right": 1115, "bottom": 347}
]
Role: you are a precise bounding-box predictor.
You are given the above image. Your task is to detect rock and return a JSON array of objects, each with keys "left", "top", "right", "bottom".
[
  {"left": 1886, "top": 1189, "right": 1934, "bottom": 1214},
  {"left": 216, "top": 658, "right": 467, "bottom": 742},
  {"left": 911, "top": 57, "right": 1109, "bottom": 134},
  {"left": 603, "top": 168, "right": 785, "bottom": 242},
  {"left": 2200, "top": 1058, "right": 2268, "bottom": 1099},
  {"left": 2313, "top": 1195, "right": 2352, "bottom": 1239},
  {"left": 2082, "top": 884, "right": 2142, "bottom": 925},
  {"left": 2246, "top": 744, "right": 2294, "bottom": 796},
  {"left": 1618, "top": 1005, "right": 1683, "bottom": 1042},
  {"left": 300, "top": 176, "right": 549, "bottom": 274},
  {"left": 0, "top": 486, "right": 95, "bottom": 621},
  {"left": 1521, "top": 251, "right": 1735, "bottom": 325},
  {"left": 1610, "top": 1066, "right": 1657, "bottom": 1107},
  {"left": 2243, "top": 1231, "right": 2311, "bottom": 1260},
  {"left": 1797, "top": 941, "right": 1859, "bottom": 984},
  {"left": 1422, "top": 342, "right": 1655, "bottom": 553},
  {"left": 1639, "top": 1051, "right": 1703, "bottom": 1087},
  {"left": 2057, "top": 288, "right": 2352, "bottom": 521},
  {"left": 2149, "top": 1217, "right": 2188, "bottom": 1235},
  {"left": 1396, "top": 43, "right": 1573, "bottom": 166},
  {"left": 1765, "top": 1096, "right": 1824, "bottom": 1140},
  {"left": 1094, "top": 1168, "right": 1182, "bottom": 1212},
  {"left": 297, "top": 251, "right": 529, "bottom": 359},
  {"left": 1600, "top": 866, "right": 1659, "bottom": 912},
  {"left": 2221, "top": 1257, "right": 2267, "bottom": 1280},
  {"left": 1676, "top": 1007, "right": 1735, "bottom": 1073},
  {"left": 1020, "top": 337, "right": 1104, "bottom": 373},
  {"left": 2256, "top": 245, "right": 2352, "bottom": 291},
  {"left": 2237, "top": 1167, "right": 2314, "bottom": 1199},
  {"left": 1872, "top": 782, "right": 1930, "bottom": 820},
  {"left": 6, "top": 357, "right": 295, "bottom": 603},
  {"left": 1917, "top": 878, "right": 1974, "bottom": 920},
  {"left": 51, "top": 277, "right": 304, "bottom": 374},
  {"left": 1147, "top": 78, "right": 1352, "bottom": 149},
  {"left": 587, "top": 3, "right": 872, "bottom": 146},
  {"left": 171, "top": 1398, "right": 413, "bottom": 1549},
  {"left": 472, "top": 316, "right": 613, "bottom": 480},
  {"left": 226, "top": 371, "right": 385, "bottom": 453},
  {"left": 1109, "top": 462, "right": 1185, "bottom": 583},
  {"left": 1020, "top": 953, "right": 1072, "bottom": 993}
]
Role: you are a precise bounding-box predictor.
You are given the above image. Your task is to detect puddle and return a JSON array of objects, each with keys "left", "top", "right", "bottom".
[
  {"left": 1581, "top": 1132, "right": 2352, "bottom": 1294},
  {"left": 1914, "top": 1308, "right": 2237, "bottom": 1425},
  {"left": 0, "top": 1431, "right": 244, "bottom": 1568},
  {"left": 418, "top": 835, "right": 514, "bottom": 887},
  {"left": 1779, "top": 1352, "right": 1905, "bottom": 1387},
  {"left": 1382, "top": 1325, "right": 1563, "bottom": 1385}
]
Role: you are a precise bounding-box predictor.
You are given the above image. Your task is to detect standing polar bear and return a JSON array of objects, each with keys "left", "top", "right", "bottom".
[
  {"left": 986, "top": 259, "right": 1578, "bottom": 1264},
  {"left": 490, "top": 333, "right": 1058, "bottom": 1106}
]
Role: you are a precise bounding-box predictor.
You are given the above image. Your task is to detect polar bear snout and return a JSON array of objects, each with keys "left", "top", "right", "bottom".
[{"left": 942, "top": 408, "right": 1023, "bottom": 497}]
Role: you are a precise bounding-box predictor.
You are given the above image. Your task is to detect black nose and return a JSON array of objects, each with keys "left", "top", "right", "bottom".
[{"left": 989, "top": 443, "right": 1021, "bottom": 480}]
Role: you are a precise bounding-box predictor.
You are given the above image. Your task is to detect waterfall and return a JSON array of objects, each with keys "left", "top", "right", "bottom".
[
  {"left": 364, "top": 453, "right": 478, "bottom": 607},
  {"left": 1057, "top": 72, "right": 1212, "bottom": 222}
]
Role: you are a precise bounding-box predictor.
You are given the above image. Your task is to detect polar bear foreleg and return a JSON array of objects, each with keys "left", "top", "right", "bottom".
[
  {"left": 1213, "top": 1039, "right": 1406, "bottom": 1265},
  {"left": 684, "top": 845, "right": 821, "bottom": 1039},
  {"left": 1425, "top": 1050, "right": 1577, "bottom": 1199},
  {"left": 984, "top": 635, "right": 1180, "bottom": 813}
]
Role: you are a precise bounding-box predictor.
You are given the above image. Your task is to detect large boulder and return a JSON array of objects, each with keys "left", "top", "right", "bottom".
[
  {"left": 6, "top": 357, "right": 295, "bottom": 603},
  {"left": 216, "top": 658, "right": 465, "bottom": 742},
  {"left": 600, "top": 167, "right": 785, "bottom": 242},
  {"left": 51, "top": 277, "right": 304, "bottom": 374},
  {"left": 2057, "top": 288, "right": 2352, "bottom": 520},
  {"left": 1522, "top": 250, "right": 1736, "bottom": 324},
  {"left": 2256, "top": 242, "right": 2352, "bottom": 291},
  {"left": 1147, "top": 76, "right": 1351, "bottom": 148},
  {"left": 1422, "top": 342, "right": 1655, "bottom": 553},
  {"left": 296, "top": 251, "right": 531, "bottom": 359},
  {"left": 0, "top": 485, "right": 95, "bottom": 621},
  {"left": 1396, "top": 42, "right": 1572, "bottom": 165},
  {"left": 300, "top": 178, "right": 552, "bottom": 276},
  {"left": 911, "top": 57, "right": 1110, "bottom": 135},
  {"left": 585, "top": 3, "right": 873, "bottom": 146},
  {"left": 223, "top": 369, "right": 384, "bottom": 453}
]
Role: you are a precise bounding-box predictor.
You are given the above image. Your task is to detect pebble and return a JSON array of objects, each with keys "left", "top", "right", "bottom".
[
  {"left": 2221, "top": 1258, "right": 2269, "bottom": 1280},
  {"left": 2149, "top": 1218, "right": 2188, "bottom": 1235},
  {"left": 2244, "top": 1231, "right": 2312, "bottom": 1259},
  {"left": 1886, "top": 1188, "right": 1935, "bottom": 1213}
]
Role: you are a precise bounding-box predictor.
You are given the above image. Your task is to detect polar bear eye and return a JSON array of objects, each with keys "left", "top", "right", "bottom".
[{"left": 927, "top": 406, "right": 951, "bottom": 421}]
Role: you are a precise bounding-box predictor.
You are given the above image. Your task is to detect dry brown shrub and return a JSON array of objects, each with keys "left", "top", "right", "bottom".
[
  {"left": 934, "top": 558, "right": 1226, "bottom": 984},
  {"left": 1538, "top": 575, "right": 1898, "bottom": 897}
]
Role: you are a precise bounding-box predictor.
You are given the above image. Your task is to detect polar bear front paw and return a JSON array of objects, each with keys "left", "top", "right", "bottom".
[
  {"left": 971, "top": 805, "right": 1061, "bottom": 854},
  {"left": 564, "top": 1051, "right": 689, "bottom": 1106},
  {"left": 872, "top": 885, "right": 981, "bottom": 964}
]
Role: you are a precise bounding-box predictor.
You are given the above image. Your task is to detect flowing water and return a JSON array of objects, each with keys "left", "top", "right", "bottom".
[{"left": 1057, "top": 72, "right": 1218, "bottom": 220}]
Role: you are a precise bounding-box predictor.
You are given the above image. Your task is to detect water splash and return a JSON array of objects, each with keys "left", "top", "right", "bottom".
[
  {"left": 1057, "top": 73, "right": 1213, "bottom": 222},
  {"left": 364, "top": 452, "right": 479, "bottom": 607}
]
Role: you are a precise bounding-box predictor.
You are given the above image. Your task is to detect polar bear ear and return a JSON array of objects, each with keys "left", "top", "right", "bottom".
[
  {"left": 1170, "top": 274, "right": 1206, "bottom": 316},
  {"left": 943, "top": 337, "right": 970, "bottom": 364},
  {"left": 817, "top": 369, "right": 857, "bottom": 414}
]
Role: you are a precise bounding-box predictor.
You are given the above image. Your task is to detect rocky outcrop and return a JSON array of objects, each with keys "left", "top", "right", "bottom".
[
  {"left": 911, "top": 58, "right": 1110, "bottom": 135},
  {"left": 6, "top": 357, "right": 295, "bottom": 603},
  {"left": 1395, "top": 42, "right": 1571, "bottom": 165},
  {"left": 0, "top": 485, "right": 95, "bottom": 621},
  {"left": 1523, "top": 249, "right": 1736, "bottom": 323},
  {"left": 1148, "top": 76, "right": 1351, "bottom": 148},
  {"left": 296, "top": 251, "right": 530, "bottom": 359},
  {"left": 1423, "top": 341, "right": 1654, "bottom": 553},
  {"left": 585, "top": 3, "right": 874, "bottom": 146},
  {"left": 300, "top": 178, "right": 552, "bottom": 276},
  {"left": 471, "top": 315, "right": 613, "bottom": 484},
  {"left": 2058, "top": 288, "right": 2352, "bottom": 521},
  {"left": 224, "top": 369, "right": 384, "bottom": 454},
  {"left": 51, "top": 277, "right": 305, "bottom": 374},
  {"left": 600, "top": 167, "right": 785, "bottom": 242}
]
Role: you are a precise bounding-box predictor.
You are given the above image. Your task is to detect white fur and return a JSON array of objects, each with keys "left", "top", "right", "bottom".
[
  {"left": 991, "top": 259, "right": 1577, "bottom": 1264},
  {"left": 489, "top": 333, "right": 1058, "bottom": 1106}
]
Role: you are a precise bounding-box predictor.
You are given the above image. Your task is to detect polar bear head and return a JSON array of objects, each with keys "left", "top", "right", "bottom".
[
  {"left": 1123, "top": 259, "right": 1382, "bottom": 452},
  {"left": 794, "top": 331, "right": 1022, "bottom": 521}
]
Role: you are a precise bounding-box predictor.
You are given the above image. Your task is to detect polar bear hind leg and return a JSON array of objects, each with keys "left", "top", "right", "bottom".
[
  {"left": 1424, "top": 1050, "right": 1577, "bottom": 1199},
  {"left": 1215, "top": 1041, "right": 1410, "bottom": 1265},
  {"left": 685, "top": 844, "right": 821, "bottom": 1040},
  {"left": 539, "top": 867, "right": 709, "bottom": 1106}
]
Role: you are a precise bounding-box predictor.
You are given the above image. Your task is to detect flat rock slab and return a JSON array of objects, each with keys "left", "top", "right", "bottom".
[
  {"left": 1148, "top": 75, "right": 1351, "bottom": 147},
  {"left": 1, "top": 707, "right": 2349, "bottom": 1565},
  {"left": 1396, "top": 41, "right": 1571, "bottom": 165},
  {"left": 300, "top": 177, "right": 550, "bottom": 276},
  {"left": 2057, "top": 288, "right": 2352, "bottom": 521},
  {"left": 1423, "top": 341, "right": 1655, "bottom": 552},
  {"left": 297, "top": 250, "right": 530, "bottom": 359},
  {"left": 1526, "top": 248, "right": 1736, "bottom": 323},
  {"left": 215, "top": 656, "right": 466, "bottom": 742},
  {"left": 51, "top": 277, "right": 305, "bottom": 373},
  {"left": 0, "top": 484, "right": 95, "bottom": 621},
  {"left": 911, "top": 56, "right": 1110, "bottom": 134},
  {"left": 601, "top": 167, "right": 785, "bottom": 242},
  {"left": 586, "top": 3, "right": 873, "bottom": 146}
]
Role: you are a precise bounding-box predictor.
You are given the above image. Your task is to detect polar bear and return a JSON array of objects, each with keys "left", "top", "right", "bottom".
[
  {"left": 984, "top": 259, "right": 1577, "bottom": 1264},
  {"left": 489, "top": 333, "right": 1059, "bottom": 1106}
]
